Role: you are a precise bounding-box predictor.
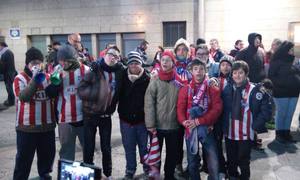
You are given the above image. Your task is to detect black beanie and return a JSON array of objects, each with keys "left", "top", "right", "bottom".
[{"left": 25, "top": 47, "right": 44, "bottom": 65}]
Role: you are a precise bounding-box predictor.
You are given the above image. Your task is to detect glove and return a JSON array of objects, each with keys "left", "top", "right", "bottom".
[{"left": 90, "top": 61, "right": 100, "bottom": 72}]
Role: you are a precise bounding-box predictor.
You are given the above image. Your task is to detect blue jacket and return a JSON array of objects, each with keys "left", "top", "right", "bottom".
[{"left": 222, "top": 82, "right": 272, "bottom": 134}]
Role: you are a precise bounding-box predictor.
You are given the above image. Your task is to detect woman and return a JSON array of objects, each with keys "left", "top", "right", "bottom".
[{"left": 269, "top": 41, "right": 300, "bottom": 143}]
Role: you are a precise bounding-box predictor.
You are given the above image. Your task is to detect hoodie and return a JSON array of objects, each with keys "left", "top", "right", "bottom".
[{"left": 235, "top": 33, "right": 265, "bottom": 83}]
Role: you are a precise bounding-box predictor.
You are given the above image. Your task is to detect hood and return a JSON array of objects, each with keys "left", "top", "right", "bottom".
[
  {"left": 248, "top": 33, "right": 262, "bottom": 46},
  {"left": 174, "top": 38, "right": 190, "bottom": 53}
]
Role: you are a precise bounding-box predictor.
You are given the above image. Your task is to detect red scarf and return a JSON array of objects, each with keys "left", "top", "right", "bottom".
[{"left": 158, "top": 68, "right": 175, "bottom": 81}]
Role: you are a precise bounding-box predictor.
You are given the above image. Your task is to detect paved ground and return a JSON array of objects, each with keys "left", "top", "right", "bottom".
[{"left": 0, "top": 81, "right": 299, "bottom": 180}]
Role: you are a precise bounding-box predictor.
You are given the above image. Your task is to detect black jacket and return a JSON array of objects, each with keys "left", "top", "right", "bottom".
[
  {"left": 117, "top": 69, "right": 150, "bottom": 125},
  {"left": 269, "top": 55, "right": 300, "bottom": 97},
  {"left": 0, "top": 49, "right": 17, "bottom": 75},
  {"left": 236, "top": 33, "right": 266, "bottom": 83}
]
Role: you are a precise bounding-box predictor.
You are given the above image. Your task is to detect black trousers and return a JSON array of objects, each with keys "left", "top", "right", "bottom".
[
  {"left": 225, "top": 138, "right": 252, "bottom": 180},
  {"left": 4, "top": 72, "right": 16, "bottom": 103},
  {"left": 83, "top": 115, "right": 112, "bottom": 177},
  {"left": 157, "top": 129, "right": 180, "bottom": 180},
  {"left": 13, "top": 130, "right": 56, "bottom": 180}
]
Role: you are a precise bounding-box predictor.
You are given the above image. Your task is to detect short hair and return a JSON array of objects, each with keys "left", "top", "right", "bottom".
[
  {"left": 234, "top": 40, "right": 242, "bottom": 46},
  {"left": 195, "top": 44, "right": 209, "bottom": 54},
  {"left": 210, "top": 38, "right": 219, "bottom": 44},
  {"left": 188, "top": 58, "right": 207, "bottom": 71},
  {"left": 52, "top": 41, "right": 61, "bottom": 46},
  {"left": 196, "top": 38, "right": 206, "bottom": 45},
  {"left": 232, "top": 61, "right": 249, "bottom": 75},
  {"left": 107, "top": 45, "right": 120, "bottom": 53},
  {"left": 140, "top": 40, "right": 149, "bottom": 46}
]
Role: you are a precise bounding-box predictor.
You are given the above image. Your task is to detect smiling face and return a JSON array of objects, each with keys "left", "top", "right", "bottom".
[
  {"left": 160, "top": 55, "right": 173, "bottom": 72},
  {"left": 104, "top": 48, "right": 120, "bottom": 66},
  {"left": 232, "top": 68, "right": 247, "bottom": 86}
]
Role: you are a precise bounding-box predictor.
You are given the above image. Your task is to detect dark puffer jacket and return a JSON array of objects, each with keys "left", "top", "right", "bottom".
[
  {"left": 236, "top": 33, "right": 266, "bottom": 83},
  {"left": 269, "top": 53, "right": 300, "bottom": 98},
  {"left": 117, "top": 69, "right": 150, "bottom": 125}
]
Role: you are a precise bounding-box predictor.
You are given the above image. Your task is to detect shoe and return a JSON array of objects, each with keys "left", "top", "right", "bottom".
[
  {"left": 3, "top": 100, "right": 14, "bottom": 106},
  {"left": 123, "top": 174, "right": 134, "bottom": 180},
  {"left": 275, "top": 130, "right": 288, "bottom": 144},
  {"left": 284, "top": 130, "right": 296, "bottom": 143}
]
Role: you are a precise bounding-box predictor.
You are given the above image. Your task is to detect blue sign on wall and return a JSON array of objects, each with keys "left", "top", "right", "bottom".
[{"left": 9, "top": 28, "right": 20, "bottom": 39}]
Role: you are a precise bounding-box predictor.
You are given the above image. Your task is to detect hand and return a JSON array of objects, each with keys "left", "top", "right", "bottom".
[
  {"left": 147, "top": 128, "right": 157, "bottom": 134},
  {"left": 183, "top": 120, "right": 197, "bottom": 130},
  {"left": 31, "top": 65, "right": 40, "bottom": 78},
  {"left": 209, "top": 77, "right": 219, "bottom": 87}
]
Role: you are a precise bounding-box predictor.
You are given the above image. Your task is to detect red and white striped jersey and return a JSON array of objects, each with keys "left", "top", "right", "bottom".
[
  {"left": 57, "top": 64, "right": 89, "bottom": 123},
  {"left": 13, "top": 72, "right": 56, "bottom": 127},
  {"left": 227, "top": 83, "right": 255, "bottom": 141}
]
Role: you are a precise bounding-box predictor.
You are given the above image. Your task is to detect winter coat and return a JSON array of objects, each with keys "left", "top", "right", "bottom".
[
  {"left": 117, "top": 69, "right": 150, "bottom": 125},
  {"left": 268, "top": 55, "right": 300, "bottom": 97},
  {"left": 236, "top": 33, "right": 266, "bottom": 83},
  {"left": 144, "top": 78, "right": 180, "bottom": 130}
]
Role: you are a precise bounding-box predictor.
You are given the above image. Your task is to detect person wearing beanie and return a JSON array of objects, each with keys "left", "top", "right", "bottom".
[
  {"left": 78, "top": 46, "right": 124, "bottom": 179},
  {"left": 229, "top": 40, "right": 244, "bottom": 58},
  {"left": 144, "top": 51, "right": 184, "bottom": 180},
  {"left": 222, "top": 61, "right": 272, "bottom": 180},
  {"left": 0, "top": 42, "right": 17, "bottom": 106},
  {"left": 150, "top": 50, "right": 176, "bottom": 78},
  {"left": 117, "top": 51, "right": 150, "bottom": 179},
  {"left": 269, "top": 41, "right": 300, "bottom": 143},
  {"left": 236, "top": 33, "right": 266, "bottom": 83},
  {"left": 13, "top": 47, "right": 56, "bottom": 179},
  {"left": 49, "top": 45, "right": 90, "bottom": 162}
]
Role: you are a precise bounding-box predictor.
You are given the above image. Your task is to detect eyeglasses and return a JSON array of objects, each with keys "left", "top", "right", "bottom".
[
  {"left": 107, "top": 53, "right": 120, "bottom": 60},
  {"left": 71, "top": 38, "right": 81, "bottom": 43}
]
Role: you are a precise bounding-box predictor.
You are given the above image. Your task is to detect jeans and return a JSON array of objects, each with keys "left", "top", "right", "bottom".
[
  {"left": 157, "top": 129, "right": 180, "bottom": 180},
  {"left": 186, "top": 131, "right": 219, "bottom": 180},
  {"left": 58, "top": 122, "right": 84, "bottom": 161},
  {"left": 225, "top": 138, "right": 252, "bottom": 180},
  {"left": 274, "top": 97, "right": 298, "bottom": 130},
  {"left": 120, "top": 120, "right": 148, "bottom": 176},
  {"left": 13, "top": 130, "right": 55, "bottom": 180},
  {"left": 83, "top": 115, "right": 112, "bottom": 177}
]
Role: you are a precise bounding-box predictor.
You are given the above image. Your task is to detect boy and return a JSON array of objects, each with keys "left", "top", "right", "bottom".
[
  {"left": 177, "top": 59, "right": 223, "bottom": 180},
  {"left": 222, "top": 61, "right": 272, "bottom": 180}
]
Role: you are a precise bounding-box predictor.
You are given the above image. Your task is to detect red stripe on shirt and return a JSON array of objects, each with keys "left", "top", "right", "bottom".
[
  {"left": 41, "top": 101, "right": 47, "bottom": 125},
  {"left": 29, "top": 100, "right": 36, "bottom": 125},
  {"left": 69, "top": 71, "right": 77, "bottom": 122},
  {"left": 19, "top": 102, "right": 25, "bottom": 125}
]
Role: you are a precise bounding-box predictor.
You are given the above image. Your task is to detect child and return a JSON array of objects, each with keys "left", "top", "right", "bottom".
[
  {"left": 177, "top": 59, "right": 223, "bottom": 180},
  {"left": 222, "top": 61, "right": 272, "bottom": 179}
]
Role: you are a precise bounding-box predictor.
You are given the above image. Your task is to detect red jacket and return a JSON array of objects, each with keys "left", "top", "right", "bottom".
[{"left": 177, "top": 80, "right": 223, "bottom": 132}]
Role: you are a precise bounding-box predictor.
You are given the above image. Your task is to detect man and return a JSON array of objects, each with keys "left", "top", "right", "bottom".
[
  {"left": 46, "top": 41, "right": 61, "bottom": 73},
  {"left": 235, "top": 33, "right": 266, "bottom": 83},
  {"left": 54, "top": 45, "right": 89, "bottom": 161},
  {"left": 222, "top": 61, "right": 272, "bottom": 179},
  {"left": 177, "top": 59, "right": 223, "bottom": 180},
  {"left": 118, "top": 51, "right": 150, "bottom": 179},
  {"left": 78, "top": 46, "right": 124, "bottom": 180},
  {"left": 135, "top": 40, "right": 149, "bottom": 63},
  {"left": 67, "top": 33, "right": 82, "bottom": 52},
  {"left": 229, "top": 40, "right": 244, "bottom": 58},
  {"left": 0, "top": 42, "right": 17, "bottom": 106},
  {"left": 209, "top": 39, "right": 224, "bottom": 62},
  {"left": 13, "top": 47, "right": 56, "bottom": 179},
  {"left": 195, "top": 44, "right": 219, "bottom": 78}
]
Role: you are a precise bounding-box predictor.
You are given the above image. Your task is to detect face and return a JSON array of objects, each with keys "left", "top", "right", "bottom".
[
  {"left": 104, "top": 49, "right": 120, "bottom": 66},
  {"left": 254, "top": 37, "right": 261, "bottom": 48},
  {"left": 191, "top": 65, "right": 206, "bottom": 83},
  {"left": 220, "top": 61, "right": 232, "bottom": 75},
  {"left": 210, "top": 40, "right": 218, "bottom": 50},
  {"left": 232, "top": 68, "right": 247, "bottom": 86},
  {"left": 236, "top": 41, "right": 244, "bottom": 50},
  {"left": 59, "top": 60, "right": 72, "bottom": 70},
  {"left": 288, "top": 47, "right": 294, "bottom": 55},
  {"left": 28, "top": 60, "right": 43, "bottom": 71},
  {"left": 128, "top": 62, "right": 142, "bottom": 75},
  {"left": 142, "top": 44, "right": 148, "bottom": 51},
  {"left": 70, "top": 34, "right": 81, "bottom": 50},
  {"left": 160, "top": 55, "right": 173, "bottom": 72},
  {"left": 196, "top": 49, "right": 209, "bottom": 63},
  {"left": 176, "top": 44, "right": 188, "bottom": 58}
]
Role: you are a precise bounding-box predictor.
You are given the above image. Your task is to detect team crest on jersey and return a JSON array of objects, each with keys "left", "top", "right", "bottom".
[
  {"left": 65, "top": 85, "right": 77, "bottom": 95},
  {"left": 33, "top": 90, "right": 48, "bottom": 101},
  {"left": 256, "top": 92, "right": 263, "bottom": 100}
]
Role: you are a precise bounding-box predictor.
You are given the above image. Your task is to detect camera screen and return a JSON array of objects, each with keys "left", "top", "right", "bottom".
[{"left": 59, "top": 161, "right": 95, "bottom": 180}]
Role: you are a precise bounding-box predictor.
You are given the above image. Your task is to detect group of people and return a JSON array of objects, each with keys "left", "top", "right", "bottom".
[{"left": 10, "top": 31, "right": 300, "bottom": 180}]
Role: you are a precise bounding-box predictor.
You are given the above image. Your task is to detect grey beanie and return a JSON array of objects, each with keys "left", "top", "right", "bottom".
[
  {"left": 127, "top": 51, "right": 142, "bottom": 65},
  {"left": 57, "top": 45, "right": 78, "bottom": 62}
]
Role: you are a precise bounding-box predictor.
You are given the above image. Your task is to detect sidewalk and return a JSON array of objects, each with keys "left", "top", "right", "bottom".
[{"left": 0, "top": 81, "right": 299, "bottom": 180}]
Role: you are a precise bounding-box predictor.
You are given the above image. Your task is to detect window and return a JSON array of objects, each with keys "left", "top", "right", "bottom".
[
  {"left": 289, "top": 22, "right": 300, "bottom": 57},
  {"left": 51, "top": 35, "right": 68, "bottom": 45},
  {"left": 30, "top": 35, "right": 47, "bottom": 56},
  {"left": 163, "top": 21, "right": 186, "bottom": 47},
  {"left": 122, "top": 33, "right": 145, "bottom": 57},
  {"left": 51, "top": 34, "right": 92, "bottom": 54},
  {"left": 97, "top": 34, "right": 116, "bottom": 55}
]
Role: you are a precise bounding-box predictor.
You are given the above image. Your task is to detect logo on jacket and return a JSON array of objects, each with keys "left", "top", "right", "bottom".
[
  {"left": 65, "top": 85, "right": 77, "bottom": 95},
  {"left": 256, "top": 92, "right": 263, "bottom": 100},
  {"left": 33, "top": 90, "right": 49, "bottom": 101}
]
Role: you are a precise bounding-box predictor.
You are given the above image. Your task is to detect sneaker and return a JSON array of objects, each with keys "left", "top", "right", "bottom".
[
  {"left": 3, "top": 100, "right": 14, "bottom": 106},
  {"left": 123, "top": 174, "right": 134, "bottom": 180}
]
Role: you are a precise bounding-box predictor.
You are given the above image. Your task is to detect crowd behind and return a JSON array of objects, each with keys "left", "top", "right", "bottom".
[{"left": 0, "top": 31, "right": 300, "bottom": 180}]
